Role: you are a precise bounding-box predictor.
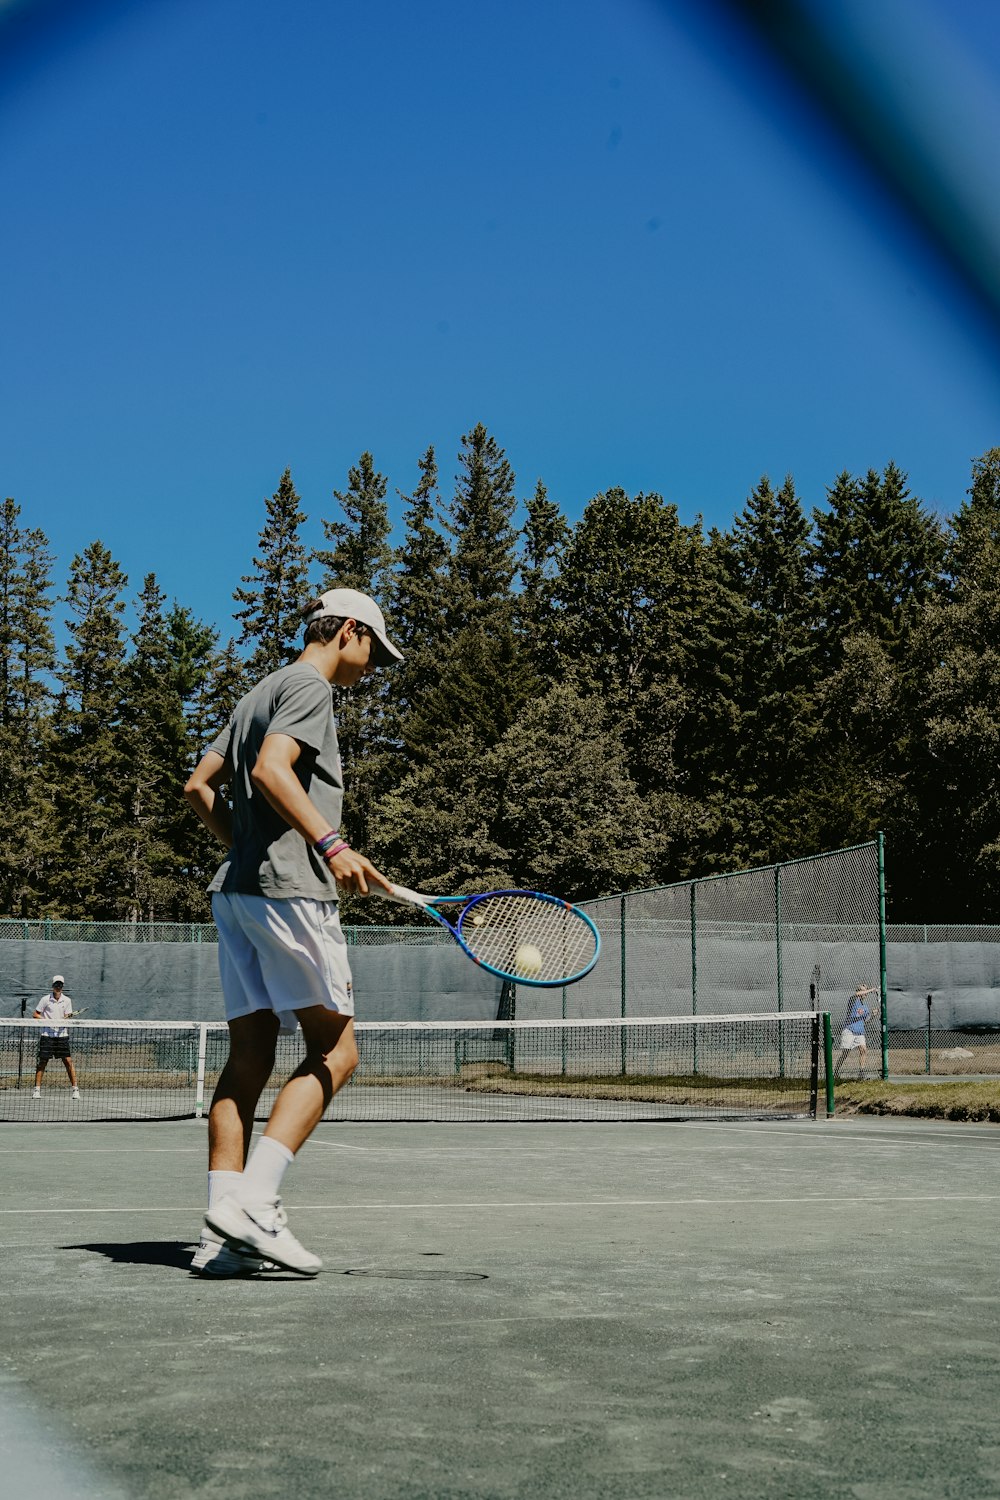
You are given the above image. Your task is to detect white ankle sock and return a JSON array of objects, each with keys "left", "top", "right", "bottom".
[
  {"left": 235, "top": 1136, "right": 294, "bottom": 1205},
  {"left": 208, "top": 1169, "right": 243, "bottom": 1209}
]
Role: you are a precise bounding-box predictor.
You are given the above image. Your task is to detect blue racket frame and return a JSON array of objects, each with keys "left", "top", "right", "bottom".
[{"left": 386, "top": 886, "right": 601, "bottom": 988}]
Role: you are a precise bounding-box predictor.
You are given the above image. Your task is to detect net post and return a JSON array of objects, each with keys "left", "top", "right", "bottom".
[
  {"left": 926, "top": 994, "right": 932, "bottom": 1074},
  {"left": 195, "top": 1024, "right": 208, "bottom": 1119},
  {"left": 878, "top": 832, "right": 888, "bottom": 1079},
  {"left": 808, "top": 1013, "right": 819, "bottom": 1117},
  {"left": 823, "top": 1012, "right": 835, "bottom": 1117}
]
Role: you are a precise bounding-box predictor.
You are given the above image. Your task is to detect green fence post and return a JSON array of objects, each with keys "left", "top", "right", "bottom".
[
  {"left": 620, "top": 896, "right": 627, "bottom": 1076},
  {"left": 823, "top": 1013, "right": 834, "bottom": 1117},
  {"left": 775, "top": 864, "right": 785, "bottom": 1077},
  {"left": 619, "top": 895, "right": 627, "bottom": 1020},
  {"left": 878, "top": 831, "right": 888, "bottom": 1079},
  {"left": 690, "top": 882, "right": 698, "bottom": 1075}
]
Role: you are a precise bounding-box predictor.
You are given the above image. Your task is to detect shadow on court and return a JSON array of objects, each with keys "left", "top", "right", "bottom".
[
  {"left": 66, "top": 1239, "right": 195, "bottom": 1270},
  {"left": 2, "top": 1117, "right": 1000, "bottom": 1500}
]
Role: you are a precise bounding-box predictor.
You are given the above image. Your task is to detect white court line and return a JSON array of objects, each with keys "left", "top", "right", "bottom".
[
  {"left": 3, "top": 1192, "right": 1000, "bottom": 1215},
  {"left": 307, "top": 1141, "right": 373, "bottom": 1151},
  {"left": 666, "top": 1120, "right": 1000, "bottom": 1147},
  {"left": 0, "top": 1148, "right": 202, "bottom": 1155},
  {"left": 304, "top": 1133, "right": 1000, "bottom": 1160}
]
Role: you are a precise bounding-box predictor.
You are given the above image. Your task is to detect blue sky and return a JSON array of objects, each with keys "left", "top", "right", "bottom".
[{"left": 2, "top": 0, "right": 998, "bottom": 641}]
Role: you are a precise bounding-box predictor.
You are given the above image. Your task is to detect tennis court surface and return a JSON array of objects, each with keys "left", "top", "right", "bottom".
[{"left": 2, "top": 1116, "right": 999, "bottom": 1500}]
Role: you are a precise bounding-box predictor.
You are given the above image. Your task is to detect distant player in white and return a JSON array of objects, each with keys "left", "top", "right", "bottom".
[
  {"left": 32, "top": 975, "right": 80, "bottom": 1099},
  {"left": 835, "top": 985, "right": 876, "bottom": 1079}
]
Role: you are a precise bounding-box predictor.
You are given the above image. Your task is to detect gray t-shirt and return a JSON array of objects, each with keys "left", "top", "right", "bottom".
[{"left": 207, "top": 661, "right": 344, "bottom": 900}]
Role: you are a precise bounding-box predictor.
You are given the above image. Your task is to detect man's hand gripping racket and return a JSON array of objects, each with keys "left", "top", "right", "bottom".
[{"left": 379, "top": 884, "right": 600, "bottom": 987}]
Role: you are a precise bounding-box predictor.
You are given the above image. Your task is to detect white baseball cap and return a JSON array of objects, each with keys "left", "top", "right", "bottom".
[
  {"left": 305, "top": 588, "right": 403, "bottom": 666},
  {"left": 52, "top": 975, "right": 65, "bottom": 986}
]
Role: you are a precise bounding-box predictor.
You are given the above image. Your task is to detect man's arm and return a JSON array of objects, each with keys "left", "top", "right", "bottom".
[
  {"left": 251, "top": 733, "right": 393, "bottom": 898},
  {"left": 184, "top": 750, "right": 234, "bottom": 847}
]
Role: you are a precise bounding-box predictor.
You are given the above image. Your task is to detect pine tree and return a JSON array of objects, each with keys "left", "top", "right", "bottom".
[
  {"left": 403, "top": 425, "right": 535, "bottom": 764},
  {"left": 196, "top": 637, "right": 248, "bottom": 741},
  {"left": 47, "top": 542, "right": 130, "bottom": 917},
  {"left": 517, "top": 478, "right": 569, "bottom": 680},
  {"left": 390, "top": 446, "right": 450, "bottom": 697},
  {"left": 121, "top": 575, "right": 190, "bottom": 921},
  {"left": 0, "top": 500, "right": 56, "bottom": 916},
  {"left": 725, "top": 475, "right": 818, "bottom": 861},
  {"left": 233, "top": 468, "right": 310, "bottom": 679},
  {"left": 486, "top": 680, "right": 654, "bottom": 898},
  {"left": 812, "top": 464, "right": 944, "bottom": 666},
  {"left": 165, "top": 605, "right": 224, "bottom": 918},
  {"left": 555, "top": 487, "right": 742, "bottom": 879},
  {"left": 807, "top": 464, "right": 945, "bottom": 854},
  {"left": 313, "top": 452, "right": 395, "bottom": 863},
  {"left": 447, "top": 423, "right": 519, "bottom": 627},
  {"left": 900, "top": 448, "right": 1000, "bottom": 917},
  {"left": 313, "top": 451, "right": 394, "bottom": 595}
]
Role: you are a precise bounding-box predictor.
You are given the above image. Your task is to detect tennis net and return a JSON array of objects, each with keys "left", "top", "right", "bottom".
[{"left": 0, "top": 1013, "right": 825, "bottom": 1122}]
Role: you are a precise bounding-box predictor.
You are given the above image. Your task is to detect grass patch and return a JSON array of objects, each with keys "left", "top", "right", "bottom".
[{"left": 835, "top": 1080, "right": 1000, "bottom": 1123}]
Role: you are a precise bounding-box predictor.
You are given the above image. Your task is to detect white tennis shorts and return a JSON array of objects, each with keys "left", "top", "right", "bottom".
[
  {"left": 212, "top": 892, "right": 354, "bottom": 1029},
  {"left": 840, "top": 1029, "right": 867, "bottom": 1051}
]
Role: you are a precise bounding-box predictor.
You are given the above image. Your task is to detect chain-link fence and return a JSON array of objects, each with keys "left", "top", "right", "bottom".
[
  {"left": 0, "top": 923, "right": 486, "bottom": 1024},
  {"left": 8, "top": 840, "right": 1000, "bottom": 1075},
  {"left": 0, "top": 921, "right": 452, "bottom": 945},
  {"left": 525, "top": 839, "right": 887, "bottom": 1067}
]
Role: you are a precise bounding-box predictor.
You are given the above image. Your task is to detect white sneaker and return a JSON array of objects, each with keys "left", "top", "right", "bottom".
[
  {"left": 31, "top": 1086, "right": 40, "bottom": 1099},
  {"left": 205, "top": 1196, "right": 322, "bottom": 1277},
  {"left": 71, "top": 1087, "right": 80, "bottom": 1100},
  {"left": 191, "top": 1228, "right": 267, "bottom": 1278}
]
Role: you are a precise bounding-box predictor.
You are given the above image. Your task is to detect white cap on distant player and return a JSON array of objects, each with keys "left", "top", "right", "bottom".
[
  {"left": 305, "top": 588, "right": 403, "bottom": 667},
  {"left": 52, "top": 975, "right": 65, "bottom": 986}
]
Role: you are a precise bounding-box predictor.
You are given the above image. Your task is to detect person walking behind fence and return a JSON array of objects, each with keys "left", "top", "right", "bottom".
[
  {"left": 183, "top": 588, "right": 401, "bottom": 1279},
  {"left": 32, "top": 976, "right": 80, "bottom": 1100},
  {"left": 835, "top": 986, "right": 876, "bottom": 1080}
]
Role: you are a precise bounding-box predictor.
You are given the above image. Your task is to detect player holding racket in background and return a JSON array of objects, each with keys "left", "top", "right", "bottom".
[{"left": 183, "top": 587, "right": 401, "bottom": 1277}]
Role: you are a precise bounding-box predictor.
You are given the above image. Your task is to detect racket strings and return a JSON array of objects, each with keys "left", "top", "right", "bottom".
[{"left": 458, "top": 895, "right": 596, "bottom": 983}]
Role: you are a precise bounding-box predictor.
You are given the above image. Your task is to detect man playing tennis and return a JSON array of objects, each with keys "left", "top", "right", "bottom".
[
  {"left": 835, "top": 985, "right": 876, "bottom": 1079},
  {"left": 32, "top": 975, "right": 80, "bottom": 1100},
  {"left": 183, "top": 588, "right": 401, "bottom": 1277}
]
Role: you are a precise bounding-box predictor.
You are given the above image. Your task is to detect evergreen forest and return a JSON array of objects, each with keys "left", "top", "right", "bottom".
[{"left": 3, "top": 425, "right": 999, "bottom": 923}]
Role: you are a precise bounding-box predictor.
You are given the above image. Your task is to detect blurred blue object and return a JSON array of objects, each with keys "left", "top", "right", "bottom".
[{"left": 669, "top": 0, "right": 1000, "bottom": 349}]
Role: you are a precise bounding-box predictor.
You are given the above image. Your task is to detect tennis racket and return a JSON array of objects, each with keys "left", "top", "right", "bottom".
[{"left": 381, "top": 885, "right": 600, "bottom": 987}]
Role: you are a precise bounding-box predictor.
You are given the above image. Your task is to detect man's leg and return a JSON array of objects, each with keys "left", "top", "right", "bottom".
[
  {"left": 208, "top": 1011, "right": 280, "bottom": 1170},
  {"left": 63, "top": 1055, "right": 79, "bottom": 1090},
  {"left": 263, "top": 1008, "right": 357, "bottom": 1152},
  {"left": 192, "top": 1011, "right": 278, "bottom": 1276},
  {"left": 206, "top": 1009, "right": 357, "bottom": 1276}
]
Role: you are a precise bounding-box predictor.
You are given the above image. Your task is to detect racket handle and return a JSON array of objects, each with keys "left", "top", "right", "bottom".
[{"left": 381, "top": 883, "right": 429, "bottom": 908}]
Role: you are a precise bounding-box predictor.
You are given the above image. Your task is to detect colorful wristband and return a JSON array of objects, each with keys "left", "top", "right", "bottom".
[
  {"left": 313, "top": 830, "right": 341, "bottom": 856},
  {"left": 321, "top": 840, "right": 351, "bottom": 861}
]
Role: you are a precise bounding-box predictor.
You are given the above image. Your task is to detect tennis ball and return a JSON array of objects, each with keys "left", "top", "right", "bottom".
[{"left": 514, "top": 943, "right": 544, "bottom": 978}]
